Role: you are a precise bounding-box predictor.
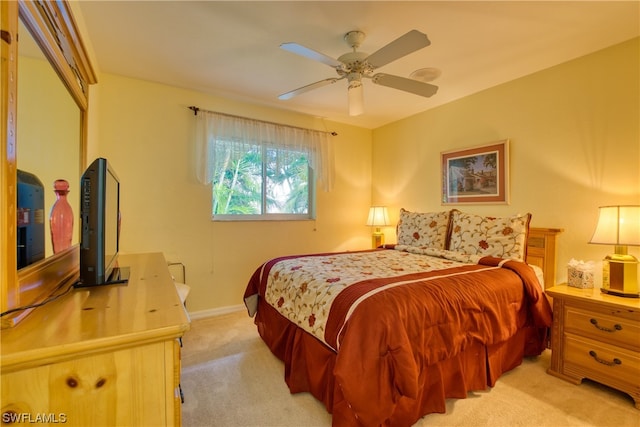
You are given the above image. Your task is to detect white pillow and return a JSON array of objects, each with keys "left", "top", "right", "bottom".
[
  {"left": 396, "top": 209, "right": 451, "bottom": 249},
  {"left": 448, "top": 209, "right": 531, "bottom": 260}
]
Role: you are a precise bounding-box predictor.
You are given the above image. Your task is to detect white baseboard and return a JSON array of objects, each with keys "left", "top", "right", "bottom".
[{"left": 187, "top": 304, "right": 245, "bottom": 320}]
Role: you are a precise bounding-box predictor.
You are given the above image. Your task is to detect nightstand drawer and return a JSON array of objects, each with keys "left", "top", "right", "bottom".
[
  {"left": 564, "top": 334, "right": 640, "bottom": 386},
  {"left": 547, "top": 285, "right": 640, "bottom": 408},
  {"left": 565, "top": 307, "right": 640, "bottom": 351}
]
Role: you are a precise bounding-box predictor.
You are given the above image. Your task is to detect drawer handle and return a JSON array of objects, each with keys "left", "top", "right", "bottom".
[
  {"left": 589, "top": 318, "right": 622, "bottom": 333},
  {"left": 588, "top": 350, "right": 622, "bottom": 367}
]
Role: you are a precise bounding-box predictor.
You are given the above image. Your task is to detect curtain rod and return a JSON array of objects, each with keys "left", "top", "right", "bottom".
[{"left": 188, "top": 106, "right": 337, "bottom": 136}]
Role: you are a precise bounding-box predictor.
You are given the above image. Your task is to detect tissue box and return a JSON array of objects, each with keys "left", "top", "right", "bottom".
[{"left": 568, "top": 266, "right": 594, "bottom": 289}]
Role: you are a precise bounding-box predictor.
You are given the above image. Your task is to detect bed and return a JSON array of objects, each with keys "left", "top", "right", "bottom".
[{"left": 244, "top": 209, "right": 561, "bottom": 426}]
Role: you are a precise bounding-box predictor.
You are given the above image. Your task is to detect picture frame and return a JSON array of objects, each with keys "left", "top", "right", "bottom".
[{"left": 441, "top": 139, "right": 509, "bottom": 205}]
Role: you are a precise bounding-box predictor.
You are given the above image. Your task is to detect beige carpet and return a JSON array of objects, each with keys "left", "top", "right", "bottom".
[{"left": 181, "top": 310, "right": 639, "bottom": 427}]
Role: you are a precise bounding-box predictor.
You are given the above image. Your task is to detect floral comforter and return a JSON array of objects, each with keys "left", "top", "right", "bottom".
[
  {"left": 244, "top": 247, "right": 552, "bottom": 426},
  {"left": 244, "top": 248, "right": 550, "bottom": 352}
]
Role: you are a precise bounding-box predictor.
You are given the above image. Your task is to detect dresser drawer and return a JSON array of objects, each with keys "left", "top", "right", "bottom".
[
  {"left": 565, "top": 306, "right": 640, "bottom": 351},
  {"left": 564, "top": 333, "right": 640, "bottom": 387}
]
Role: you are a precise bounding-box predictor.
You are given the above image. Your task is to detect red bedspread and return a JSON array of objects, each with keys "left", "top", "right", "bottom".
[{"left": 244, "top": 250, "right": 552, "bottom": 426}]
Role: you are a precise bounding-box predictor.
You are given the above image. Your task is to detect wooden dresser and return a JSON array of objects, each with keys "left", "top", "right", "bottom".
[
  {"left": 1, "top": 253, "right": 191, "bottom": 425},
  {"left": 546, "top": 284, "right": 640, "bottom": 409}
]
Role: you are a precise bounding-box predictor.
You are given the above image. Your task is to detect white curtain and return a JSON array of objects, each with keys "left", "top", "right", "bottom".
[{"left": 194, "top": 110, "right": 335, "bottom": 192}]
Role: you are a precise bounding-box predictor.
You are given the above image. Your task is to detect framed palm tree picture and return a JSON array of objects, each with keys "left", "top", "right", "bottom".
[{"left": 441, "top": 139, "right": 509, "bottom": 205}]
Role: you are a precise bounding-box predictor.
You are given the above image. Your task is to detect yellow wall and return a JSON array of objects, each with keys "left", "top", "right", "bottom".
[
  {"left": 372, "top": 37, "right": 640, "bottom": 285},
  {"left": 87, "top": 75, "right": 373, "bottom": 314}
]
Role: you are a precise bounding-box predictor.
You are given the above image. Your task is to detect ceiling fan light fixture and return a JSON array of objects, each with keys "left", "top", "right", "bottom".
[{"left": 348, "top": 76, "right": 364, "bottom": 116}]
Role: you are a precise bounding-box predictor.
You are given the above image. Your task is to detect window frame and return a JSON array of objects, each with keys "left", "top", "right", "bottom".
[{"left": 211, "top": 143, "right": 316, "bottom": 222}]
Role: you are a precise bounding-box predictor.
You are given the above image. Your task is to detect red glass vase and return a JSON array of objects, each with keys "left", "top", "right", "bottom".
[{"left": 50, "top": 179, "right": 74, "bottom": 254}]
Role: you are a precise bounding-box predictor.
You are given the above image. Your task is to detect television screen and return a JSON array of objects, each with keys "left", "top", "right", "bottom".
[
  {"left": 76, "top": 158, "right": 128, "bottom": 287},
  {"left": 17, "top": 169, "right": 45, "bottom": 268}
]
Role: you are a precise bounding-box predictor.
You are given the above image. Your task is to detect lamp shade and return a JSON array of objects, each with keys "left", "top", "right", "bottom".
[
  {"left": 590, "top": 205, "right": 640, "bottom": 246},
  {"left": 366, "top": 206, "right": 390, "bottom": 227}
]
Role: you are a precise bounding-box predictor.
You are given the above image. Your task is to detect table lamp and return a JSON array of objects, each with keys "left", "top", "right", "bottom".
[
  {"left": 589, "top": 205, "right": 640, "bottom": 297},
  {"left": 366, "top": 206, "right": 389, "bottom": 248}
]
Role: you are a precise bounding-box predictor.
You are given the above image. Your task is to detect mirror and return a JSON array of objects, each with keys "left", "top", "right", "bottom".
[
  {"left": 17, "top": 18, "right": 81, "bottom": 266},
  {"left": 1, "top": 0, "right": 96, "bottom": 328}
]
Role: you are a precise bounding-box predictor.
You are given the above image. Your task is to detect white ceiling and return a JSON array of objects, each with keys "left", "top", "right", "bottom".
[{"left": 76, "top": 1, "right": 639, "bottom": 129}]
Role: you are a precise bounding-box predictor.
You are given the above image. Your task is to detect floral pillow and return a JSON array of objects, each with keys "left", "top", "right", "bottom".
[
  {"left": 448, "top": 209, "right": 531, "bottom": 260},
  {"left": 396, "top": 209, "right": 451, "bottom": 249}
]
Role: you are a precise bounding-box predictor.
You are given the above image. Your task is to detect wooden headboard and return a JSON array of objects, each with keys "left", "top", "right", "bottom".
[{"left": 526, "top": 227, "right": 563, "bottom": 290}]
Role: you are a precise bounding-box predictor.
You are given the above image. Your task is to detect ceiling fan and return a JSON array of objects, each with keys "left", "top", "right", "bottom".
[{"left": 278, "top": 29, "right": 439, "bottom": 116}]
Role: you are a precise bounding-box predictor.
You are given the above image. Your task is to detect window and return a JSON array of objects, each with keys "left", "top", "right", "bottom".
[
  {"left": 211, "top": 142, "right": 314, "bottom": 220},
  {"left": 193, "top": 110, "right": 333, "bottom": 221}
]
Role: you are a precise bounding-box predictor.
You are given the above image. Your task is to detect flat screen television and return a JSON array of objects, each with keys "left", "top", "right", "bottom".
[{"left": 76, "top": 157, "right": 129, "bottom": 287}]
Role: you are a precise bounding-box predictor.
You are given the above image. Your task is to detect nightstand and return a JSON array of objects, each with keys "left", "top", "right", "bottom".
[{"left": 546, "top": 284, "right": 640, "bottom": 409}]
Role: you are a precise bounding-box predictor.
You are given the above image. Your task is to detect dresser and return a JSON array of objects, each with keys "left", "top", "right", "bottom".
[
  {"left": 1, "top": 253, "right": 191, "bottom": 425},
  {"left": 546, "top": 284, "right": 640, "bottom": 409}
]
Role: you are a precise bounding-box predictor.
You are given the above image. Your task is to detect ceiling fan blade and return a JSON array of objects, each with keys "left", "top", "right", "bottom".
[
  {"left": 365, "top": 30, "right": 431, "bottom": 69},
  {"left": 372, "top": 73, "right": 438, "bottom": 98},
  {"left": 278, "top": 77, "right": 341, "bottom": 100},
  {"left": 280, "top": 42, "right": 343, "bottom": 68}
]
